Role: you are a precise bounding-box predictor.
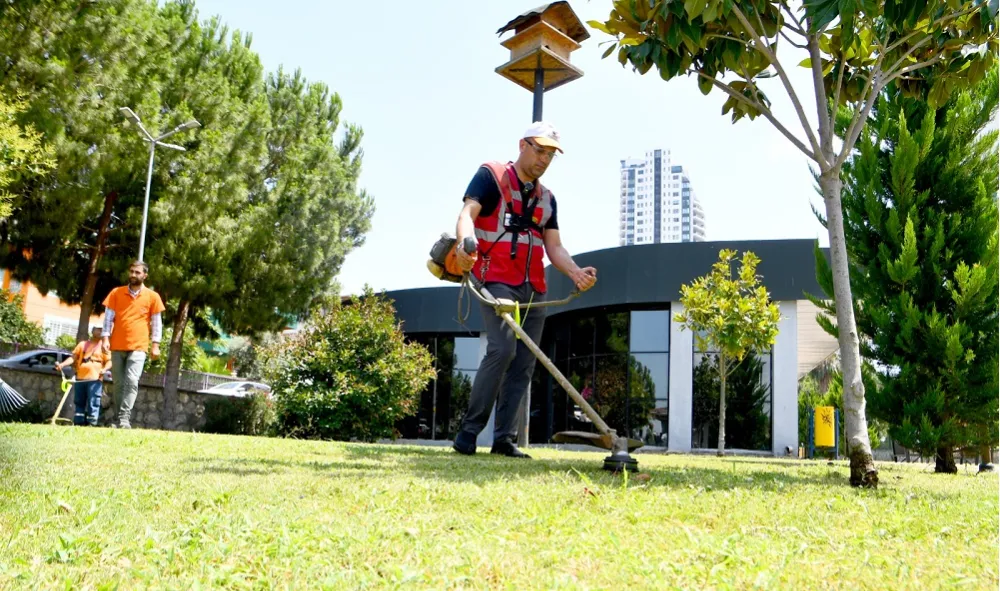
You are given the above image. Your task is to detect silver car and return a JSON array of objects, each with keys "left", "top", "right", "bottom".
[{"left": 0, "top": 349, "right": 72, "bottom": 372}]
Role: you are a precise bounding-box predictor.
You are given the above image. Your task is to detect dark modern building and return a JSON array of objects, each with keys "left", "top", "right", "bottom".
[{"left": 386, "top": 240, "right": 837, "bottom": 456}]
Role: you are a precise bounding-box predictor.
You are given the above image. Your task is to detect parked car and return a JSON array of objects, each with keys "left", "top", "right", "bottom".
[
  {"left": 0, "top": 349, "right": 72, "bottom": 372},
  {"left": 197, "top": 381, "right": 271, "bottom": 398}
]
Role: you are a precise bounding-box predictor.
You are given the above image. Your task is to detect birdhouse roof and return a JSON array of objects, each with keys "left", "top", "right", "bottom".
[{"left": 495, "top": 1, "right": 590, "bottom": 43}]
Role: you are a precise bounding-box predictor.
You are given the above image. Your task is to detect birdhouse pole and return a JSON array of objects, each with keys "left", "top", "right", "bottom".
[{"left": 495, "top": 2, "right": 590, "bottom": 122}]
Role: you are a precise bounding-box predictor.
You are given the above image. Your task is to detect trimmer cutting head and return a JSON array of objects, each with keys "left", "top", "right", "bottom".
[{"left": 552, "top": 430, "right": 644, "bottom": 452}]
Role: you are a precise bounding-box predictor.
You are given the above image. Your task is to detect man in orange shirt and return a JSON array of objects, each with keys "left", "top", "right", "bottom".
[
  {"left": 54, "top": 326, "right": 111, "bottom": 426},
  {"left": 102, "top": 260, "right": 165, "bottom": 429}
]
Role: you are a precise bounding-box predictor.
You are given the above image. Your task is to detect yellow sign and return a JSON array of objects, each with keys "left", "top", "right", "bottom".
[{"left": 814, "top": 406, "right": 835, "bottom": 447}]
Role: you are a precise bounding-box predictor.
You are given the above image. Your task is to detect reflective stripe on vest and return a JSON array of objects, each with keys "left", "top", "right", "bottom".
[{"left": 472, "top": 161, "right": 552, "bottom": 293}]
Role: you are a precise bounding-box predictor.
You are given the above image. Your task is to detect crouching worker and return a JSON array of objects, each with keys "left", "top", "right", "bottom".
[{"left": 55, "top": 326, "right": 111, "bottom": 426}]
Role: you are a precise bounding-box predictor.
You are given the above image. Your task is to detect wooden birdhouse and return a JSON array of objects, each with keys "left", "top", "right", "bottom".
[{"left": 495, "top": 2, "right": 590, "bottom": 94}]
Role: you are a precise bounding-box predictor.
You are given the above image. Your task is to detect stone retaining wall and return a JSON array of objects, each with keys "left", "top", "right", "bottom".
[{"left": 0, "top": 366, "right": 230, "bottom": 431}]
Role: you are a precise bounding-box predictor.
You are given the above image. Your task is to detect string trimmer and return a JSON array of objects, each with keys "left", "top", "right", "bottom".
[
  {"left": 440, "top": 236, "right": 641, "bottom": 472},
  {"left": 50, "top": 373, "right": 77, "bottom": 425}
]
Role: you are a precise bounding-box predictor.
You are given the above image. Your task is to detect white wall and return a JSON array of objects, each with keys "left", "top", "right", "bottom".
[
  {"left": 772, "top": 301, "right": 799, "bottom": 455},
  {"left": 668, "top": 301, "right": 693, "bottom": 452}
]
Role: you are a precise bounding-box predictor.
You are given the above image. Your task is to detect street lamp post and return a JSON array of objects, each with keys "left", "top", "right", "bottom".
[
  {"left": 494, "top": 2, "right": 589, "bottom": 448},
  {"left": 495, "top": 1, "right": 589, "bottom": 123},
  {"left": 119, "top": 107, "right": 200, "bottom": 262}
]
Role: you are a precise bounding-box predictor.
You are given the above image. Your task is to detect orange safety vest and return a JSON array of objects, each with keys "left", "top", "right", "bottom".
[{"left": 471, "top": 161, "right": 553, "bottom": 294}]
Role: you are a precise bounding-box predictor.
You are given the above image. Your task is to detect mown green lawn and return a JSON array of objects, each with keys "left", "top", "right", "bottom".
[{"left": 0, "top": 423, "right": 996, "bottom": 590}]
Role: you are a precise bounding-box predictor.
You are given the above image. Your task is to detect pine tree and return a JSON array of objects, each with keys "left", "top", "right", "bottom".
[{"left": 812, "top": 69, "right": 999, "bottom": 473}]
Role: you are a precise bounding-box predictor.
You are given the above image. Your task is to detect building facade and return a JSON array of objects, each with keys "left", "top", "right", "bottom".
[
  {"left": 385, "top": 240, "right": 837, "bottom": 456},
  {"left": 1, "top": 269, "right": 104, "bottom": 345},
  {"left": 619, "top": 149, "right": 706, "bottom": 246}
]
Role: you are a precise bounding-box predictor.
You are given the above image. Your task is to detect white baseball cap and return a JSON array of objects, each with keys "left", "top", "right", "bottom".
[{"left": 523, "top": 121, "right": 563, "bottom": 153}]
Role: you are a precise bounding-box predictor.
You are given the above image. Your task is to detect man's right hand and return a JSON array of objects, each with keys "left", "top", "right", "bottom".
[
  {"left": 103, "top": 337, "right": 110, "bottom": 351},
  {"left": 455, "top": 240, "right": 477, "bottom": 272}
]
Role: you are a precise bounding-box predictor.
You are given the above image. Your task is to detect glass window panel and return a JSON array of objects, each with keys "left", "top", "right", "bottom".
[
  {"left": 630, "top": 353, "right": 668, "bottom": 400},
  {"left": 446, "top": 369, "right": 475, "bottom": 438},
  {"left": 691, "top": 351, "right": 772, "bottom": 451},
  {"left": 567, "top": 315, "right": 595, "bottom": 360},
  {"left": 629, "top": 310, "right": 670, "bottom": 352},
  {"left": 631, "top": 353, "right": 668, "bottom": 445},
  {"left": 453, "top": 337, "right": 480, "bottom": 370},
  {"left": 596, "top": 312, "right": 629, "bottom": 356}
]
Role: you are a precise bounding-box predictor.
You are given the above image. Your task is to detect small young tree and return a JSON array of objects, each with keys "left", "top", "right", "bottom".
[
  {"left": 263, "top": 287, "right": 435, "bottom": 443},
  {"left": 675, "top": 249, "right": 781, "bottom": 456},
  {"left": 593, "top": 0, "right": 998, "bottom": 486}
]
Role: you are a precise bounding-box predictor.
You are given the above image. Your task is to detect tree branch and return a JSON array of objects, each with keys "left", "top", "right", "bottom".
[
  {"left": 831, "top": 56, "right": 847, "bottom": 124},
  {"left": 835, "top": 70, "right": 883, "bottom": 168},
  {"left": 691, "top": 69, "right": 820, "bottom": 162},
  {"left": 778, "top": 28, "right": 807, "bottom": 50},
  {"left": 808, "top": 30, "right": 833, "bottom": 159},
  {"left": 751, "top": 3, "right": 776, "bottom": 54},
  {"left": 885, "top": 5, "right": 980, "bottom": 55},
  {"left": 778, "top": 0, "right": 808, "bottom": 34},
  {"left": 732, "top": 4, "right": 826, "bottom": 165},
  {"left": 885, "top": 36, "right": 934, "bottom": 78},
  {"left": 885, "top": 56, "right": 945, "bottom": 85},
  {"left": 738, "top": 62, "right": 765, "bottom": 106}
]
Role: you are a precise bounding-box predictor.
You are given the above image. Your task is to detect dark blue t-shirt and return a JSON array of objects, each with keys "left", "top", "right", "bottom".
[{"left": 462, "top": 166, "right": 559, "bottom": 230}]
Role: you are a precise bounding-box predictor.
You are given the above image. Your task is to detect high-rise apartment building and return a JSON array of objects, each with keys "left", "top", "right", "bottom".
[{"left": 619, "top": 148, "right": 706, "bottom": 245}]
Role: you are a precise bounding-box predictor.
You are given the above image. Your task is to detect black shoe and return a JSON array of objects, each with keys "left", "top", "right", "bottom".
[
  {"left": 491, "top": 439, "right": 531, "bottom": 459},
  {"left": 452, "top": 431, "right": 477, "bottom": 455}
]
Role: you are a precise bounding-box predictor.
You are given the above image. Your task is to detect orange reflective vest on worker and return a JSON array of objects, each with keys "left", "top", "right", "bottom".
[{"left": 471, "top": 161, "right": 554, "bottom": 294}]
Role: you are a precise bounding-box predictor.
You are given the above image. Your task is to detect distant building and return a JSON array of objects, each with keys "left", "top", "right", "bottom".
[
  {"left": 1, "top": 269, "right": 103, "bottom": 345},
  {"left": 620, "top": 148, "right": 706, "bottom": 245},
  {"left": 384, "top": 240, "right": 839, "bottom": 455}
]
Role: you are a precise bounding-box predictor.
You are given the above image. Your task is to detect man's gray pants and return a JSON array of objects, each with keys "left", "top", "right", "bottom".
[
  {"left": 112, "top": 350, "right": 146, "bottom": 427},
  {"left": 458, "top": 281, "right": 546, "bottom": 445}
]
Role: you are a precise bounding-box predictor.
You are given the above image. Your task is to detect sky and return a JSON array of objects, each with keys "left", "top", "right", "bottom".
[{"left": 189, "top": 0, "right": 832, "bottom": 296}]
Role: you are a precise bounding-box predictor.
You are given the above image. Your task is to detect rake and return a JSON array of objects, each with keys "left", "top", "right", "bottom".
[{"left": 0, "top": 376, "right": 29, "bottom": 417}]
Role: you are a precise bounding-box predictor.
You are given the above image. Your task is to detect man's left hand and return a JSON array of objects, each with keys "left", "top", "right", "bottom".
[
  {"left": 150, "top": 343, "right": 160, "bottom": 361},
  {"left": 570, "top": 267, "right": 597, "bottom": 292}
]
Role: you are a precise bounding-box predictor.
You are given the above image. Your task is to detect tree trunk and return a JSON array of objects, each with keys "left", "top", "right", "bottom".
[
  {"left": 935, "top": 446, "right": 958, "bottom": 474},
  {"left": 162, "top": 299, "right": 190, "bottom": 430},
  {"left": 717, "top": 355, "right": 727, "bottom": 457},
  {"left": 980, "top": 445, "right": 995, "bottom": 469},
  {"left": 76, "top": 191, "right": 117, "bottom": 341},
  {"left": 820, "top": 171, "right": 878, "bottom": 488}
]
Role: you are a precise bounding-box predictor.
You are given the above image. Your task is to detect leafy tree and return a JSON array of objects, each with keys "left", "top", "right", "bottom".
[
  {"left": 674, "top": 249, "right": 780, "bottom": 455},
  {"left": 214, "top": 68, "right": 375, "bottom": 336},
  {"left": 263, "top": 287, "right": 435, "bottom": 442},
  {"left": 693, "top": 353, "right": 772, "bottom": 451},
  {"left": 593, "top": 0, "right": 998, "bottom": 486},
  {"left": 0, "top": 96, "right": 54, "bottom": 221},
  {"left": 146, "top": 324, "right": 205, "bottom": 375},
  {"left": 812, "top": 68, "right": 999, "bottom": 473},
  {"left": 229, "top": 333, "right": 282, "bottom": 381},
  {"left": 0, "top": 0, "right": 173, "bottom": 341},
  {"left": 54, "top": 334, "right": 78, "bottom": 351},
  {"left": 0, "top": 290, "right": 44, "bottom": 347},
  {"left": 143, "top": 5, "right": 270, "bottom": 428}
]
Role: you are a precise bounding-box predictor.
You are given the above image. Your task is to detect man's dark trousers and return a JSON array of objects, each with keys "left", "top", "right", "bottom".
[{"left": 456, "top": 281, "right": 545, "bottom": 449}]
